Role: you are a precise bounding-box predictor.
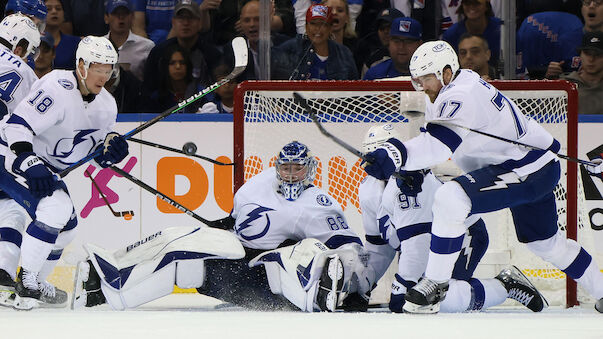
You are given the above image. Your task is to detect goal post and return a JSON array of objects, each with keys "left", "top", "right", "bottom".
[{"left": 233, "top": 80, "right": 585, "bottom": 307}]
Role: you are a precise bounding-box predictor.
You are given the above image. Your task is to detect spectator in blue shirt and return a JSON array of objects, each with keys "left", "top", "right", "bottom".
[
  {"left": 273, "top": 4, "right": 358, "bottom": 80},
  {"left": 363, "top": 16, "right": 422, "bottom": 80},
  {"left": 44, "top": 0, "right": 79, "bottom": 69},
  {"left": 132, "top": 0, "right": 205, "bottom": 45},
  {"left": 443, "top": 0, "right": 500, "bottom": 68}
]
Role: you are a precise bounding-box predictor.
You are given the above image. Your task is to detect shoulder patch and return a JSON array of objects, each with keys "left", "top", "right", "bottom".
[
  {"left": 316, "top": 194, "right": 332, "bottom": 206},
  {"left": 58, "top": 79, "right": 74, "bottom": 90}
]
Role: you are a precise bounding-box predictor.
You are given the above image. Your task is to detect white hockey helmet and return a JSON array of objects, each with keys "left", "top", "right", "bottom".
[
  {"left": 0, "top": 13, "right": 40, "bottom": 60},
  {"left": 275, "top": 141, "right": 318, "bottom": 201},
  {"left": 409, "top": 40, "right": 459, "bottom": 90},
  {"left": 362, "top": 124, "right": 401, "bottom": 153},
  {"left": 75, "top": 36, "right": 118, "bottom": 80}
]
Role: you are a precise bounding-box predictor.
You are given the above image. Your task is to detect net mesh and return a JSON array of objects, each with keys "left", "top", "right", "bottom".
[{"left": 237, "top": 81, "right": 589, "bottom": 307}]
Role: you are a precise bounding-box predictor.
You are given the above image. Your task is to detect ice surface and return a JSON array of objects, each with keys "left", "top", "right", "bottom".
[{"left": 1, "top": 294, "right": 601, "bottom": 339}]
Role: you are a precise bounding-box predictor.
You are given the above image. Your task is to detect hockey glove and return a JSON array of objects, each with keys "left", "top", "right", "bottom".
[
  {"left": 12, "top": 152, "right": 56, "bottom": 198},
  {"left": 395, "top": 170, "right": 426, "bottom": 197},
  {"left": 389, "top": 274, "right": 417, "bottom": 313},
  {"left": 94, "top": 132, "right": 129, "bottom": 168},
  {"left": 362, "top": 138, "right": 407, "bottom": 180},
  {"left": 585, "top": 158, "right": 603, "bottom": 176}
]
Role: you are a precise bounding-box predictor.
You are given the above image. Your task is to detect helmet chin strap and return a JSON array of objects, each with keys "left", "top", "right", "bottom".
[{"left": 76, "top": 65, "right": 91, "bottom": 96}]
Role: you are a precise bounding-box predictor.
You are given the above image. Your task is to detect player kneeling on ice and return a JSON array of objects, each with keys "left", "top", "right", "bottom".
[
  {"left": 359, "top": 124, "right": 548, "bottom": 313},
  {"left": 0, "top": 36, "right": 129, "bottom": 310},
  {"left": 73, "top": 141, "right": 370, "bottom": 312},
  {"left": 362, "top": 41, "right": 603, "bottom": 314}
]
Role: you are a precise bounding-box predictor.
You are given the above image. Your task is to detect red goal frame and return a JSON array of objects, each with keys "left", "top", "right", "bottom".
[{"left": 233, "top": 80, "right": 579, "bottom": 307}]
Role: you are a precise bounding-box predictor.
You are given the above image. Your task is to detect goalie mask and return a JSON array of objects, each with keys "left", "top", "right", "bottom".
[
  {"left": 276, "top": 141, "right": 318, "bottom": 201},
  {"left": 362, "top": 124, "right": 401, "bottom": 153}
]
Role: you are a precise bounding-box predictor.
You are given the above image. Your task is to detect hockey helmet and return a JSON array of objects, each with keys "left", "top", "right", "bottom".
[
  {"left": 362, "top": 124, "right": 401, "bottom": 153},
  {"left": 75, "top": 36, "right": 118, "bottom": 81},
  {"left": 409, "top": 40, "right": 459, "bottom": 90},
  {"left": 276, "top": 141, "right": 318, "bottom": 201},
  {"left": 0, "top": 14, "right": 40, "bottom": 60}
]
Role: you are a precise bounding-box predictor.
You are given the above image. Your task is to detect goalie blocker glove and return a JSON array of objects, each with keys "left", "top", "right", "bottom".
[
  {"left": 362, "top": 138, "right": 407, "bottom": 180},
  {"left": 94, "top": 132, "right": 129, "bottom": 168},
  {"left": 12, "top": 152, "right": 57, "bottom": 198}
]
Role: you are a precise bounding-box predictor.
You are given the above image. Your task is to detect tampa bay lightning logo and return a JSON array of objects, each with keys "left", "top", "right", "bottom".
[
  {"left": 316, "top": 194, "right": 332, "bottom": 206},
  {"left": 235, "top": 204, "right": 275, "bottom": 241},
  {"left": 58, "top": 79, "right": 74, "bottom": 90},
  {"left": 49, "top": 129, "right": 99, "bottom": 165}
]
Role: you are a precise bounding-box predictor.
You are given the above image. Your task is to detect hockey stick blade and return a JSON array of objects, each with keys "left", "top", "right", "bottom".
[
  {"left": 433, "top": 121, "right": 596, "bottom": 166},
  {"left": 58, "top": 37, "right": 247, "bottom": 178},
  {"left": 128, "top": 138, "right": 234, "bottom": 166},
  {"left": 84, "top": 169, "right": 134, "bottom": 218},
  {"left": 109, "top": 166, "right": 233, "bottom": 230}
]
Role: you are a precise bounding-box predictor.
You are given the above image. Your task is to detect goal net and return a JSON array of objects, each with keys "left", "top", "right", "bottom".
[{"left": 234, "top": 80, "right": 593, "bottom": 308}]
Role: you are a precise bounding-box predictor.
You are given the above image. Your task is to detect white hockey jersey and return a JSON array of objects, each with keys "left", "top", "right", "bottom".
[
  {"left": 232, "top": 167, "right": 361, "bottom": 250},
  {"left": 0, "top": 46, "right": 38, "bottom": 120},
  {"left": 402, "top": 69, "right": 558, "bottom": 178},
  {"left": 0, "top": 70, "right": 117, "bottom": 171}
]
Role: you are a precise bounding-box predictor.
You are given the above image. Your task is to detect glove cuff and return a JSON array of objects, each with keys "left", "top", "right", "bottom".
[
  {"left": 12, "top": 152, "right": 43, "bottom": 173},
  {"left": 384, "top": 138, "right": 407, "bottom": 168}
]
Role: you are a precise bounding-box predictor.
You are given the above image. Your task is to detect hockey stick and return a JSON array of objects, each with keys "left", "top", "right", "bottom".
[
  {"left": 109, "top": 166, "right": 234, "bottom": 230},
  {"left": 84, "top": 168, "right": 134, "bottom": 220},
  {"left": 292, "top": 92, "right": 408, "bottom": 181},
  {"left": 57, "top": 37, "right": 248, "bottom": 178},
  {"left": 431, "top": 121, "right": 597, "bottom": 166},
  {"left": 128, "top": 137, "right": 235, "bottom": 166}
]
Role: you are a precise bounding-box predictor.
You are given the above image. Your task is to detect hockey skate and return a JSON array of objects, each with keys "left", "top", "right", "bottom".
[
  {"left": 13, "top": 269, "right": 41, "bottom": 310},
  {"left": 0, "top": 269, "right": 15, "bottom": 307},
  {"left": 495, "top": 265, "right": 548, "bottom": 312},
  {"left": 402, "top": 277, "right": 449, "bottom": 314},
  {"left": 38, "top": 280, "right": 68, "bottom": 308},
  {"left": 71, "top": 260, "right": 106, "bottom": 309},
  {"left": 315, "top": 256, "right": 344, "bottom": 312}
]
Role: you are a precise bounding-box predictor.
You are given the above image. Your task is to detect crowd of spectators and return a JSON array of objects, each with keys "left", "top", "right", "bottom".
[{"left": 1, "top": 0, "right": 601, "bottom": 114}]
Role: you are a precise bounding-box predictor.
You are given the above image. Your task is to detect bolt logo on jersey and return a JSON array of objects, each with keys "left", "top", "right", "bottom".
[
  {"left": 49, "top": 128, "right": 99, "bottom": 165},
  {"left": 235, "top": 205, "right": 275, "bottom": 241},
  {"left": 316, "top": 194, "right": 332, "bottom": 206},
  {"left": 58, "top": 79, "right": 74, "bottom": 90}
]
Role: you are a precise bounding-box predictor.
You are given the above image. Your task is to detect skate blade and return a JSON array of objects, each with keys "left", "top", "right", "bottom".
[
  {"left": 0, "top": 289, "right": 15, "bottom": 307},
  {"left": 13, "top": 295, "right": 39, "bottom": 310},
  {"left": 402, "top": 300, "right": 440, "bottom": 314}
]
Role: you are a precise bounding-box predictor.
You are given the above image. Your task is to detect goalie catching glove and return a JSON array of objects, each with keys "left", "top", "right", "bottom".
[
  {"left": 362, "top": 138, "right": 407, "bottom": 180},
  {"left": 12, "top": 152, "right": 57, "bottom": 198},
  {"left": 94, "top": 132, "right": 129, "bottom": 168}
]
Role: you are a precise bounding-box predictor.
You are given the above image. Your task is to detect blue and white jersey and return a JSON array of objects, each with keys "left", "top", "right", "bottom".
[
  {"left": 0, "top": 46, "right": 38, "bottom": 120},
  {"left": 232, "top": 167, "right": 361, "bottom": 250},
  {"left": 0, "top": 70, "right": 117, "bottom": 171},
  {"left": 402, "top": 69, "right": 558, "bottom": 177}
]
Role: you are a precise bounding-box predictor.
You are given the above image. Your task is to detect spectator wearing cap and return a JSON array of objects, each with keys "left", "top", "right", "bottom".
[
  {"left": 4, "top": 0, "right": 47, "bottom": 32},
  {"left": 44, "top": 0, "right": 80, "bottom": 70},
  {"left": 354, "top": 7, "right": 403, "bottom": 77},
  {"left": 363, "top": 16, "right": 421, "bottom": 80},
  {"left": 292, "top": 0, "right": 361, "bottom": 36},
  {"left": 142, "top": 0, "right": 221, "bottom": 105},
  {"left": 59, "top": 0, "right": 108, "bottom": 36},
  {"left": 34, "top": 32, "right": 55, "bottom": 78},
  {"left": 458, "top": 33, "right": 498, "bottom": 80},
  {"left": 103, "top": 0, "right": 154, "bottom": 82},
  {"left": 545, "top": 0, "right": 603, "bottom": 79},
  {"left": 443, "top": 0, "right": 501, "bottom": 68},
  {"left": 272, "top": 4, "right": 358, "bottom": 80},
  {"left": 561, "top": 31, "right": 603, "bottom": 114},
  {"left": 132, "top": 0, "right": 204, "bottom": 45}
]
